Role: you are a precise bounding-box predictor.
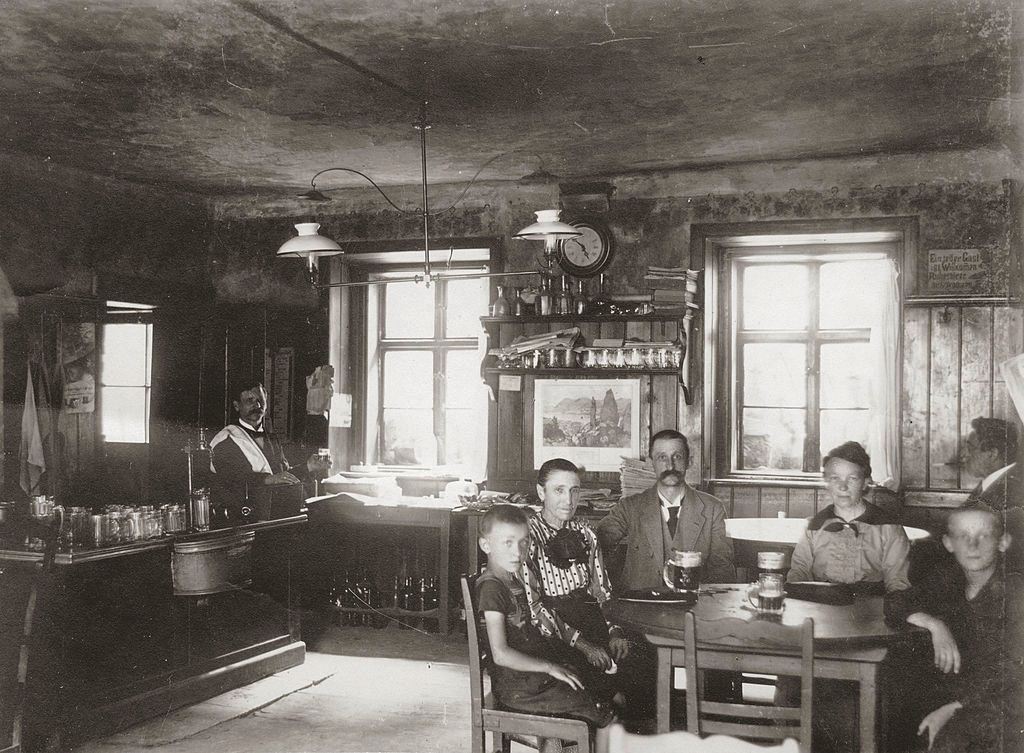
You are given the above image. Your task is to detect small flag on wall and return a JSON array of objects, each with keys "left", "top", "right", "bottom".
[{"left": 19, "top": 364, "right": 46, "bottom": 495}]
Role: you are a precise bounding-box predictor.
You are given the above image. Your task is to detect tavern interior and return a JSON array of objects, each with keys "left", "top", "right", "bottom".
[{"left": 0, "top": 1, "right": 1021, "bottom": 753}]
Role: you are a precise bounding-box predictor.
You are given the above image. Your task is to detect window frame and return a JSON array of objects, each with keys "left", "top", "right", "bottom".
[
  {"left": 373, "top": 272, "right": 487, "bottom": 467},
  {"left": 695, "top": 218, "right": 915, "bottom": 485},
  {"left": 729, "top": 250, "right": 879, "bottom": 475},
  {"left": 99, "top": 315, "right": 154, "bottom": 445}
]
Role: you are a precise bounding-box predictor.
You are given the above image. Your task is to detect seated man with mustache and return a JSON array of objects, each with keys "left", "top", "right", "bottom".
[{"left": 597, "top": 429, "right": 736, "bottom": 591}]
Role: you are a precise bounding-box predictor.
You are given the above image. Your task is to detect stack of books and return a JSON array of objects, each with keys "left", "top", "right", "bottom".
[
  {"left": 620, "top": 456, "right": 657, "bottom": 498},
  {"left": 643, "top": 267, "right": 700, "bottom": 312}
]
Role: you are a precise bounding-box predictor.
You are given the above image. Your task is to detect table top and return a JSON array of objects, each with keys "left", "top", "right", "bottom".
[
  {"left": 725, "top": 517, "right": 930, "bottom": 545},
  {"left": 607, "top": 584, "right": 911, "bottom": 645}
]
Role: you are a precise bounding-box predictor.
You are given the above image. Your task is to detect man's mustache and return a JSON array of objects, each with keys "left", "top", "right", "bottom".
[{"left": 659, "top": 469, "right": 684, "bottom": 482}]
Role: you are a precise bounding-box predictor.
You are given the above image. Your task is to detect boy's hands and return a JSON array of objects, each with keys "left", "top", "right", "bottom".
[
  {"left": 917, "top": 701, "right": 962, "bottom": 749},
  {"left": 546, "top": 663, "right": 584, "bottom": 690},
  {"left": 609, "top": 635, "right": 630, "bottom": 660},
  {"left": 575, "top": 637, "right": 614, "bottom": 670},
  {"left": 908, "top": 613, "right": 961, "bottom": 673}
]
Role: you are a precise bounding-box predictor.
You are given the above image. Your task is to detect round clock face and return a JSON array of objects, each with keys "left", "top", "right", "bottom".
[{"left": 557, "top": 220, "right": 613, "bottom": 277}]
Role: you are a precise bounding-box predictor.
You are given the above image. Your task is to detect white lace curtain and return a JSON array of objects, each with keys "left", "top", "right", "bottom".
[{"left": 866, "top": 258, "right": 900, "bottom": 489}]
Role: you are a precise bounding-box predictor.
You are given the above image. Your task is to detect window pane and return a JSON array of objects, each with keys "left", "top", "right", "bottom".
[
  {"left": 382, "top": 351, "right": 434, "bottom": 408},
  {"left": 820, "top": 409, "right": 870, "bottom": 458},
  {"left": 819, "top": 261, "right": 887, "bottom": 329},
  {"left": 101, "top": 386, "right": 149, "bottom": 443},
  {"left": 741, "top": 408, "right": 805, "bottom": 471},
  {"left": 101, "top": 323, "right": 150, "bottom": 385},
  {"left": 384, "top": 281, "right": 435, "bottom": 338},
  {"left": 382, "top": 408, "right": 437, "bottom": 466},
  {"left": 445, "top": 409, "right": 479, "bottom": 467},
  {"left": 742, "top": 265, "right": 809, "bottom": 330},
  {"left": 445, "top": 350, "right": 483, "bottom": 409},
  {"left": 742, "top": 343, "right": 806, "bottom": 407},
  {"left": 820, "top": 343, "right": 870, "bottom": 408},
  {"left": 445, "top": 278, "right": 488, "bottom": 338}
]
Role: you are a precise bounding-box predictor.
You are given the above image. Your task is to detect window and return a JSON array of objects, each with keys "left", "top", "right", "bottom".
[
  {"left": 370, "top": 272, "right": 489, "bottom": 470},
  {"left": 710, "top": 237, "right": 901, "bottom": 480},
  {"left": 100, "top": 321, "right": 153, "bottom": 443}
]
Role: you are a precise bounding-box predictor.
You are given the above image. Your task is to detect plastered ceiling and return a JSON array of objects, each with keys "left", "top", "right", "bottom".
[{"left": 0, "top": 0, "right": 1018, "bottom": 197}]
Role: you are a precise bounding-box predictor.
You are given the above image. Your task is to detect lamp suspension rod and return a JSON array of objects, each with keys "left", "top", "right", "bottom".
[
  {"left": 315, "top": 269, "right": 540, "bottom": 289},
  {"left": 415, "top": 101, "right": 432, "bottom": 281}
]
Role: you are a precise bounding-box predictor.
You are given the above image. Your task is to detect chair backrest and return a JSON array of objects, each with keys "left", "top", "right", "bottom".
[
  {"left": 683, "top": 612, "right": 813, "bottom": 753},
  {"left": 461, "top": 574, "right": 488, "bottom": 719},
  {"left": 597, "top": 723, "right": 800, "bottom": 753}
]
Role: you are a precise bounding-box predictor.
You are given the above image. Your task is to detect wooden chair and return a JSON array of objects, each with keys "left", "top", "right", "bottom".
[
  {"left": 461, "top": 574, "right": 592, "bottom": 753},
  {"left": 683, "top": 612, "right": 814, "bottom": 753},
  {"left": 597, "top": 723, "right": 799, "bottom": 753}
]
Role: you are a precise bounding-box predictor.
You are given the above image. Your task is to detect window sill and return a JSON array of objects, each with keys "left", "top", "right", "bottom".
[{"left": 707, "top": 477, "right": 825, "bottom": 489}]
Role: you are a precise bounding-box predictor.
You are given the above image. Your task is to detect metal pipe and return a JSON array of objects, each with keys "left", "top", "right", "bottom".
[{"left": 416, "top": 101, "right": 432, "bottom": 281}]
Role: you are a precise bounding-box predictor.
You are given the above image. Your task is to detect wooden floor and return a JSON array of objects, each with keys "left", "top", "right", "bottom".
[{"left": 71, "top": 622, "right": 474, "bottom": 753}]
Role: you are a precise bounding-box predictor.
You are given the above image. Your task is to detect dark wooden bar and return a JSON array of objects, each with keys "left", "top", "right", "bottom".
[{"left": 0, "top": 516, "right": 306, "bottom": 753}]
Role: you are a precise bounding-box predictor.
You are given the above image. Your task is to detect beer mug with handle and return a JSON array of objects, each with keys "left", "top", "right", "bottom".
[
  {"left": 662, "top": 549, "right": 702, "bottom": 598},
  {"left": 748, "top": 572, "right": 786, "bottom": 614}
]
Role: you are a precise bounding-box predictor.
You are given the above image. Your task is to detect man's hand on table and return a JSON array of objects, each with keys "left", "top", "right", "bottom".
[
  {"left": 264, "top": 471, "right": 302, "bottom": 485},
  {"left": 575, "top": 637, "right": 614, "bottom": 670}
]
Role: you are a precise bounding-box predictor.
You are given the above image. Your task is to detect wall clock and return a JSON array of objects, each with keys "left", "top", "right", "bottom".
[{"left": 557, "top": 219, "right": 614, "bottom": 277}]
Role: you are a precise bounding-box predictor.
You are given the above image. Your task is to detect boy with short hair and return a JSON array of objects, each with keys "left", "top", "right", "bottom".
[
  {"left": 885, "top": 504, "right": 1023, "bottom": 752},
  {"left": 475, "top": 504, "right": 613, "bottom": 752}
]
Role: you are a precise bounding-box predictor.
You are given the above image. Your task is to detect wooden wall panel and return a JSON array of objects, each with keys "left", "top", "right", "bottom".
[
  {"left": 788, "top": 488, "right": 816, "bottom": 519},
  {"left": 495, "top": 386, "right": 523, "bottom": 479},
  {"left": 650, "top": 375, "right": 677, "bottom": 438},
  {"left": 928, "top": 308, "right": 960, "bottom": 488},
  {"left": 599, "top": 322, "right": 626, "bottom": 340},
  {"left": 520, "top": 375, "right": 536, "bottom": 478},
  {"left": 902, "top": 308, "right": 930, "bottom": 487},
  {"left": 959, "top": 307, "right": 993, "bottom": 489},
  {"left": 993, "top": 306, "right": 1024, "bottom": 423},
  {"left": 625, "top": 321, "right": 652, "bottom": 342},
  {"left": 759, "top": 487, "right": 787, "bottom": 518},
  {"left": 731, "top": 486, "right": 759, "bottom": 518}
]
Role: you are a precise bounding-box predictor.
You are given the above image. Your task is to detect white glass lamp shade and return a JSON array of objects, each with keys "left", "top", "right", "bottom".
[
  {"left": 276, "top": 222, "right": 343, "bottom": 258},
  {"left": 513, "top": 209, "right": 581, "bottom": 241}
]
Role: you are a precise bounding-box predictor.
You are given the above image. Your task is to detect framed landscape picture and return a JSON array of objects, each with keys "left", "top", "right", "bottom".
[{"left": 533, "top": 378, "right": 641, "bottom": 473}]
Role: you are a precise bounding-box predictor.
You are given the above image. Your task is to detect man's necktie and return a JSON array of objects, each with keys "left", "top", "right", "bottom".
[{"left": 667, "top": 506, "right": 679, "bottom": 539}]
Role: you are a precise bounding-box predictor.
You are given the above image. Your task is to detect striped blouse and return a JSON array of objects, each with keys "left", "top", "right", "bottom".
[{"left": 520, "top": 512, "right": 614, "bottom": 646}]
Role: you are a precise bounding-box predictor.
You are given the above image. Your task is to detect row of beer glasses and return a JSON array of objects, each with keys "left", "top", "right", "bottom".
[{"left": 58, "top": 504, "right": 187, "bottom": 549}]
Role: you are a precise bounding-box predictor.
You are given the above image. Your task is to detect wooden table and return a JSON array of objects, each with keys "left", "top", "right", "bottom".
[{"left": 607, "top": 584, "right": 922, "bottom": 753}]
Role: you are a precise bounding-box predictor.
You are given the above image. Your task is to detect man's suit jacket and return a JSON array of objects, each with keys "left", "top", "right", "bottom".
[
  {"left": 967, "top": 463, "right": 1022, "bottom": 511},
  {"left": 210, "top": 426, "right": 292, "bottom": 516},
  {"left": 596, "top": 484, "right": 736, "bottom": 591}
]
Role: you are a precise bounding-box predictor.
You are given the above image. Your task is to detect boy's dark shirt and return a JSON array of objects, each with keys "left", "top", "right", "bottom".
[
  {"left": 884, "top": 562, "right": 1024, "bottom": 717},
  {"left": 475, "top": 570, "right": 559, "bottom": 697}
]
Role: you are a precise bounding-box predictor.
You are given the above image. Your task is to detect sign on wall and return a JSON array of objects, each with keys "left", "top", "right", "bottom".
[
  {"left": 62, "top": 322, "right": 95, "bottom": 414},
  {"left": 926, "top": 248, "right": 986, "bottom": 294}
]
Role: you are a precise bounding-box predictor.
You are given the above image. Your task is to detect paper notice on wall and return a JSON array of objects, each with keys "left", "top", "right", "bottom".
[
  {"left": 999, "top": 353, "right": 1024, "bottom": 423},
  {"left": 329, "top": 393, "right": 353, "bottom": 428},
  {"left": 926, "top": 249, "right": 986, "bottom": 294},
  {"left": 61, "top": 322, "right": 95, "bottom": 414}
]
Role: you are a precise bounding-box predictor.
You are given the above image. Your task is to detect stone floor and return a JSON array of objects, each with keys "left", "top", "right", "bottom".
[{"left": 70, "top": 621, "right": 477, "bottom": 753}]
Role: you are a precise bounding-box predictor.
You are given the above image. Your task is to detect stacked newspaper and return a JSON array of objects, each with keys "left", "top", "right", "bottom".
[
  {"left": 643, "top": 267, "right": 700, "bottom": 312},
  {"left": 619, "top": 456, "right": 657, "bottom": 498},
  {"left": 501, "top": 327, "right": 582, "bottom": 355}
]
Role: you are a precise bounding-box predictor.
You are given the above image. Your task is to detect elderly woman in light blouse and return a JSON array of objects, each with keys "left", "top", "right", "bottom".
[{"left": 787, "top": 441, "right": 911, "bottom": 593}]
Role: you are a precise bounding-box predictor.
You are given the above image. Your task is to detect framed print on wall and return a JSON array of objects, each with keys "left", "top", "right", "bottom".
[{"left": 533, "top": 378, "right": 641, "bottom": 473}]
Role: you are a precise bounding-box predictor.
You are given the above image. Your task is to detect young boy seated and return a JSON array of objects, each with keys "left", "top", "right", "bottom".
[
  {"left": 884, "top": 503, "right": 1023, "bottom": 752},
  {"left": 476, "top": 504, "right": 614, "bottom": 752}
]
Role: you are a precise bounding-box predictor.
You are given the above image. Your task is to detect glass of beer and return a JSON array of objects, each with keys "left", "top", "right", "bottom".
[
  {"left": 748, "top": 572, "right": 785, "bottom": 614},
  {"left": 662, "top": 549, "right": 702, "bottom": 598}
]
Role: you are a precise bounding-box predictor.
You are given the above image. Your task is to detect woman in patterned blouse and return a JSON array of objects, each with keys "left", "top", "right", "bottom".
[{"left": 521, "top": 458, "right": 631, "bottom": 706}]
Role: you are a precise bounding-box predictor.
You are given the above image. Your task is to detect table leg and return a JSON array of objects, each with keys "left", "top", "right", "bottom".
[
  {"left": 438, "top": 518, "right": 450, "bottom": 634},
  {"left": 467, "top": 516, "right": 480, "bottom": 576},
  {"left": 656, "top": 646, "right": 673, "bottom": 733},
  {"left": 858, "top": 663, "right": 879, "bottom": 753}
]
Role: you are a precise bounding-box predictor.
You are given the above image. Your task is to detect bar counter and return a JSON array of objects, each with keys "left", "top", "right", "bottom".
[{"left": 0, "top": 514, "right": 307, "bottom": 753}]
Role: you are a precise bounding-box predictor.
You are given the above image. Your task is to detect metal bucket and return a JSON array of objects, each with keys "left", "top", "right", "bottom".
[{"left": 171, "top": 531, "right": 254, "bottom": 596}]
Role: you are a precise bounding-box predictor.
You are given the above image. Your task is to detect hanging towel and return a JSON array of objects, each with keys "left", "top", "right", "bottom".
[{"left": 19, "top": 364, "right": 46, "bottom": 495}]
